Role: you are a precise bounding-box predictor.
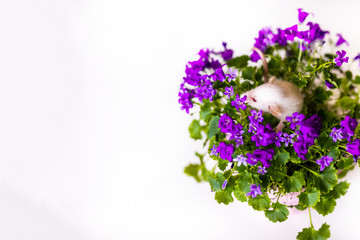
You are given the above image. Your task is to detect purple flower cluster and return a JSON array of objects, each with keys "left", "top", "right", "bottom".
[
  {"left": 334, "top": 50, "right": 349, "bottom": 66},
  {"left": 250, "top": 9, "right": 329, "bottom": 62},
  {"left": 179, "top": 43, "right": 234, "bottom": 113},
  {"left": 216, "top": 142, "right": 234, "bottom": 162},
  {"left": 248, "top": 110, "right": 276, "bottom": 147},
  {"left": 340, "top": 116, "right": 358, "bottom": 142},
  {"left": 347, "top": 139, "right": 360, "bottom": 162},
  {"left": 246, "top": 184, "right": 262, "bottom": 198},
  {"left": 231, "top": 95, "right": 247, "bottom": 111},
  {"left": 218, "top": 114, "right": 245, "bottom": 147},
  {"left": 291, "top": 114, "right": 322, "bottom": 160},
  {"left": 316, "top": 155, "right": 333, "bottom": 171},
  {"left": 246, "top": 149, "right": 275, "bottom": 168}
]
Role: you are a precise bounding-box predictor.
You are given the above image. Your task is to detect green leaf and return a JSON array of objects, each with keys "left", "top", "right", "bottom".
[
  {"left": 215, "top": 187, "right": 234, "bottom": 205},
  {"left": 189, "top": 119, "right": 202, "bottom": 140},
  {"left": 337, "top": 156, "right": 354, "bottom": 169},
  {"left": 345, "top": 70, "right": 353, "bottom": 80},
  {"left": 297, "top": 223, "right": 331, "bottom": 240},
  {"left": 234, "top": 185, "right": 247, "bottom": 202},
  {"left": 314, "top": 196, "right": 336, "bottom": 216},
  {"left": 284, "top": 171, "right": 305, "bottom": 192},
  {"left": 227, "top": 55, "right": 250, "bottom": 68},
  {"left": 338, "top": 96, "right": 356, "bottom": 110},
  {"left": 200, "top": 102, "right": 211, "bottom": 122},
  {"left": 313, "top": 87, "right": 331, "bottom": 104},
  {"left": 275, "top": 150, "right": 290, "bottom": 166},
  {"left": 248, "top": 194, "right": 271, "bottom": 211},
  {"left": 208, "top": 116, "right": 220, "bottom": 138},
  {"left": 208, "top": 172, "right": 225, "bottom": 192},
  {"left": 242, "top": 66, "right": 255, "bottom": 80},
  {"left": 315, "top": 165, "right": 338, "bottom": 193},
  {"left": 328, "top": 147, "right": 340, "bottom": 160},
  {"left": 264, "top": 202, "right": 289, "bottom": 223},
  {"left": 329, "top": 181, "right": 350, "bottom": 199},
  {"left": 218, "top": 158, "right": 229, "bottom": 171},
  {"left": 235, "top": 170, "right": 252, "bottom": 193},
  {"left": 184, "top": 164, "right": 202, "bottom": 182},
  {"left": 317, "top": 132, "right": 337, "bottom": 149},
  {"left": 298, "top": 189, "right": 320, "bottom": 207}
]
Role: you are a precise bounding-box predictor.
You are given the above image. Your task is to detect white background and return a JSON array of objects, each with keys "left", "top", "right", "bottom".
[{"left": 0, "top": 0, "right": 360, "bottom": 239}]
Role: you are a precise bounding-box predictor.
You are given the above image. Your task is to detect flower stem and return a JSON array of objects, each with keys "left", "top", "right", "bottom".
[
  {"left": 295, "top": 163, "right": 320, "bottom": 177},
  {"left": 309, "top": 207, "right": 314, "bottom": 228}
]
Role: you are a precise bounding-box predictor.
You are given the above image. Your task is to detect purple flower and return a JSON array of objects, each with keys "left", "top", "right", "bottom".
[
  {"left": 233, "top": 154, "right": 247, "bottom": 166},
  {"left": 329, "top": 127, "right": 344, "bottom": 142},
  {"left": 250, "top": 51, "right": 261, "bottom": 62},
  {"left": 253, "top": 149, "right": 275, "bottom": 168},
  {"left": 293, "top": 141, "right": 308, "bottom": 160},
  {"left": 220, "top": 42, "right": 233, "bottom": 61},
  {"left": 316, "top": 156, "right": 333, "bottom": 171},
  {"left": 246, "top": 184, "right": 262, "bottom": 198},
  {"left": 284, "top": 25, "right": 298, "bottom": 41},
  {"left": 307, "top": 22, "right": 329, "bottom": 42},
  {"left": 336, "top": 34, "right": 348, "bottom": 46},
  {"left": 340, "top": 116, "right": 358, "bottom": 142},
  {"left": 218, "top": 114, "right": 235, "bottom": 133},
  {"left": 216, "top": 142, "right": 234, "bottom": 162},
  {"left": 210, "top": 145, "right": 218, "bottom": 156},
  {"left": 222, "top": 180, "right": 228, "bottom": 190},
  {"left": 354, "top": 54, "right": 360, "bottom": 67},
  {"left": 227, "top": 68, "right": 238, "bottom": 81},
  {"left": 286, "top": 112, "right": 305, "bottom": 130},
  {"left": 283, "top": 132, "right": 296, "bottom": 147},
  {"left": 325, "top": 80, "right": 335, "bottom": 89},
  {"left": 250, "top": 27, "right": 276, "bottom": 62},
  {"left": 346, "top": 139, "right": 360, "bottom": 162},
  {"left": 178, "top": 90, "right": 193, "bottom": 114},
  {"left": 334, "top": 50, "right": 349, "bottom": 67},
  {"left": 195, "top": 80, "right": 216, "bottom": 102},
  {"left": 258, "top": 166, "right": 267, "bottom": 175},
  {"left": 224, "top": 86, "right": 234, "bottom": 98},
  {"left": 246, "top": 153, "right": 258, "bottom": 166},
  {"left": 229, "top": 124, "right": 245, "bottom": 147},
  {"left": 251, "top": 124, "right": 276, "bottom": 147},
  {"left": 231, "top": 94, "right": 247, "bottom": 111},
  {"left": 275, "top": 131, "right": 286, "bottom": 147},
  {"left": 249, "top": 109, "right": 264, "bottom": 123},
  {"left": 298, "top": 8, "right": 309, "bottom": 23},
  {"left": 211, "top": 66, "right": 226, "bottom": 82}
]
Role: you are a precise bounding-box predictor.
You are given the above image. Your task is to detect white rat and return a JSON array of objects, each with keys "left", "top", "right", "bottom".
[{"left": 242, "top": 48, "right": 304, "bottom": 132}]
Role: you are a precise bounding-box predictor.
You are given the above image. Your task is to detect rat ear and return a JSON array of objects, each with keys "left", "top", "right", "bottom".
[
  {"left": 268, "top": 104, "right": 283, "bottom": 117},
  {"left": 269, "top": 76, "right": 276, "bottom": 84}
]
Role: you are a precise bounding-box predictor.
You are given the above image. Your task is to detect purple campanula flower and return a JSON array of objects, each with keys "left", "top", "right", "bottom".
[
  {"left": 246, "top": 184, "right": 262, "bottom": 198},
  {"left": 211, "top": 66, "right": 226, "bottom": 82},
  {"left": 251, "top": 124, "right": 276, "bottom": 147},
  {"left": 246, "top": 153, "right": 258, "bottom": 166},
  {"left": 298, "top": 8, "right": 309, "bottom": 23},
  {"left": 222, "top": 180, "right": 228, "bottom": 190},
  {"left": 340, "top": 115, "right": 358, "bottom": 142},
  {"left": 334, "top": 50, "right": 349, "bottom": 67},
  {"left": 258, "top": 166, "right": 267, "bottom": 175},
  {"left": 227, "top": 68, "right": 238, "bottom": 81},
  {"left": 218, "top": 114, "right": 235, "bottom": 133},
  {"left": 283, "top": 132, "right": 296, "bottom": 147},
  {"left": 195, "top": 81, "right": 216, "bottom": 102},
  {"left": 224, "top": 86, "right": 234, "bottom": 98},
  {"left": 275, "top": 131, "right": 286, "bottom": 147},
  {"left": 354, "top": 54, "right": 360, "bottom": 67},
  {"left": 249, "top": 109, "right": 264, "bottom": 123},
  {"left": 248, "top": 120, "right": 260, "bottom": 133},
  {"left": 284, "top": 25, "right": 298, "bottom": 41},
  {"left": 316, "top": 156, "right": 333, "bottom": 171},
  {"left": 253, "top": 149, "right": 275, "bottom": 168},
  {"left": 216, "top": 142, "right": 234, "bottom": 162},
  {"left": 307, "top": 22, "right": 329, "bottom": 42},
  {"left": 250, "top": 27, "right": 276, "bottom": 62},
  {"left": 329, "top": 127, "right": 344, "bottom": 142},
  {"left": 231, "top": 94, "right": 247, "bottom": 111},
  {"left": 286, "top": 112, "right": 305, "bottom": 130},
  {"left": 336, "top": 34, "right": 348, "bottom": 46},
  {"left": 220, "top": 42, "right": 233, "bottom": 61},
  {"left": 346, "top": 139, "right": 360, "bottom": 162},
  {"left": 229, "top": 124, "right": 245, "bottom": 147},
  {"left": 250, "top": 50, "right": 261, "bottom": 62},
  {"left": 233, "top": 154, "right": 247, "bottom": 167},
  {"left": 325, "top": 80, "right": 335, "bottom": 89},
  {"left": 178, "top": 90, "right": 194, "bottom": 114},
  {"left": 293, "top": 141, "right": 308, "bottom": 160},
  {"left": 210, "top": 145, "right": 218, "bottom": 156}
]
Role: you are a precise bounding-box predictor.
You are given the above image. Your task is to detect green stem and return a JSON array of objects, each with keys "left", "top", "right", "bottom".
[
  {"left": 309, "top": 207, "right": 314, "bottom": 228},
  {"left": 295, "top": 163, "right": 320, "bottom": 177}
]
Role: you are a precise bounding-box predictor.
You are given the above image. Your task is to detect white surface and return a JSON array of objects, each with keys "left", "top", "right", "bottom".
[{"left": 0, "top": 0, "right": 360, "bottom": 239}]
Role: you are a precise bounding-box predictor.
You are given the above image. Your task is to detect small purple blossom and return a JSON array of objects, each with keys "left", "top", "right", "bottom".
[
  {"left": 275, "top": 131, "right": 286, "bottom": 147},
  {"left": 253, "top": 149, "right": 275, "bottom": 168},
  {"left": 211, "top": 66, "right": 226, "bottom": 82},
  {"left": 340, "top": 115, "right": 358, "bottom": 142},
  {"left": 216, "top": 142, "right": 234, "bottom": 162},
  {"left": 222, "top": 180, "right": 228, "bottom": 190},
  {"left": 224, "top": 86, "right": 234, "bottom": 98},
  {"left": 325, "top": 80, "right": 335, "bottom": 89},
  {"left": 229, "top": 124, "right": 245, "bottom": 147},
  {"left": 336, "top": 34, "right": 349, "bottom": 47},
  {"left": 316, "top": 156, "right": 333, "bottom": 171},
  {"left": 250, "top": 124, "right": 276, "bottom": 147},
  {"left": 246, "top": 153, "right": 258, "bottom": 166},
  {"left": 178, "top": 90, "right": 193, "bottom": 114},
  {"left": 231, "top": 95, "right": 247, "bottom": 111},
  {"left": 354, "top": 54, "right": 360, "bottom": 67},
  {"left": 246, "top": 184, "right": 262, "bottom": 198},
  {"left": 210, "top": 145, "right": 218, "bottom": 156},
  {"left": 194, "top": 80, "right": 216, "bottom": 102},
  {"left": 286, "top": 112, "right": 305, "bottom": 130},
  {"left": 334, "top": 50, "right": 349, "bottom": 67},
  {"left": 298, "top": 8, "right": 309, "bottom": 23},
  {"left": 218, "top": 114, "right": 235, "bottom": 133},
  {"left": 346, "top": 139, "right": 360, "bottom": 162},
  {"left": 227, "top": 68, "right": 238, "bottom": 81},
  {"left": 233, "top": 154, "right": 247, "bottom": 167},
  {"left": 283, "top": 132, "right": 296, "bottom": 147},
  {"left": 249, "top": 109, "right": 264, "bottom": 123},
  {"left": 220, "top": 42, "right": 233, "bottom": 61},
  {"left": 329, "top": 127, "right": 344, "bottom": 142},
  {"left": 293, "top": 141, "right": 308, "bottom": 160},
  {"left": 258, "top": 166, "right": 267, "bottom": 175}
]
